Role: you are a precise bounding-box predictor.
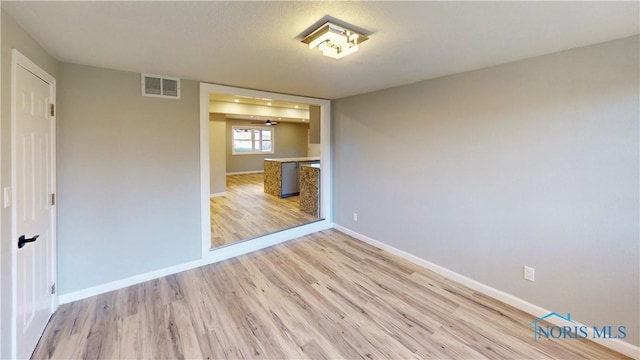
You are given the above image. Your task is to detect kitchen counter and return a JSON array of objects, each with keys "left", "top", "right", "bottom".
[
  {"left": 300, "top": 165, "right": 320, "bottom": 216},
  {"left": 264, "top": 158, "right": 320, "bottom": 198},
  {"left": 263, "top": 156, "right": 320, "bottom": 163}
]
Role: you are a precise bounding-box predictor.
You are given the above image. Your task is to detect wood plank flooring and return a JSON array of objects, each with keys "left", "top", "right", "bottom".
[
  {"left": 211, "top": 173, "right": 319, "bottom": 248},
  {"left": 33, "top": 229, "right": 628, "bottom": 359}
]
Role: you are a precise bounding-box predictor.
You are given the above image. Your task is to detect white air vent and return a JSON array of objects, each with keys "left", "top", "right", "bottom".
[{"left": 141, "top": 73, "right": 180, "bottom": 99}]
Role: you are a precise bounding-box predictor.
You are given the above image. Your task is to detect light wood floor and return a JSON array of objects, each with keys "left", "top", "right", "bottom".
[
  {"left": 34, "top": 229, "right": 628, "bottom": 359},
  {"left": 211, "top": 173, "right": 319, "bottom": 248}
]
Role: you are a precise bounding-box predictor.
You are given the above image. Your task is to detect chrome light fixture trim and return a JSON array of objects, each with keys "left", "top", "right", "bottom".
[{"left": 301, "top": 21, "right": 368, "bottom": 59}]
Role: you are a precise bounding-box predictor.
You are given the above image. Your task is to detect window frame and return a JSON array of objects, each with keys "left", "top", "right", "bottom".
[{"left": 231, "top": 125, "right": 275, "bottom": 155}]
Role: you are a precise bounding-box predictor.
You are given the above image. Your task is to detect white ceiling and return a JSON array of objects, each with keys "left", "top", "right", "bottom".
[{"left": 2, "top": 1, "right": 638, "bottom": 99}]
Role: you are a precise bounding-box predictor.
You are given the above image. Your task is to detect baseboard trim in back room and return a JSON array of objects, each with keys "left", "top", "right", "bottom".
[{"left": 332, "top": 224, "right": 639, "bottom": 359}]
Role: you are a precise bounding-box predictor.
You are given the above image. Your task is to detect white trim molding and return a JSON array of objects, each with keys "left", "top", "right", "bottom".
[
  {"left": 207, "top": 220, "right": 332, "bottom": 263},
  {"left": 333, "top": 224, "right": 640, "bottom": 360},
  {"left": 199, "top": 82, "right": 332, "bottom": 259},
  {"left": 210, "top": 192, "right": 227, "bottom": 198},
  {"left": 59, "top": 259, "right": 203, "bottom": 305}
]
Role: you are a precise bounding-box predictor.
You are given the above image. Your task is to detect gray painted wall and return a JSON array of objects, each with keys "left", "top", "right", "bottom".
[
  {"left": 209, "top": 113, "right": 226, "bottom": 195},
  {"left": 57, "top": 63, "right": 201, "bottom": 294},
  {"left": 225, "top": 119, "right": 309, "bottom": 173},
  {"left": 333, "top": 36, "right": 639, "bottom": 346},
  {"left": 309, "top": 105, "right": 320, "bottom": 144},
  {"left": 0, "top": 10, "right": 59, "bottom": 359}
]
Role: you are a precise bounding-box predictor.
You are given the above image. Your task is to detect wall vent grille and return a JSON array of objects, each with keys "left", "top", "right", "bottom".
[{"left": 141, "top": 73, "right": 181, "bottom": 99}]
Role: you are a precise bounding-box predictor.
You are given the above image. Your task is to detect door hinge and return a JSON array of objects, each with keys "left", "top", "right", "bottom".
[
  {"left": 51, "top": 283, "right": 56, "bottom": 295},
  {"left": 50, "top": 104, "right": 55, "bottom": 117},
  {"left": 51, "top": 193, "right": 56, "bottom": 206}
]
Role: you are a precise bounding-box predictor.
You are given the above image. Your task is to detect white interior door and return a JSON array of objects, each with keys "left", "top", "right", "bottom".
[{"left": 14, "top": 60, "right": 56, "bottom": 360}]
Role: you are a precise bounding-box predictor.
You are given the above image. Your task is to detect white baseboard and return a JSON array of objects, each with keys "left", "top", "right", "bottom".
[
  {"left": 206, "top": 219, "right": 332, "bottom": 263},
  {"left": 333, "top": 224, "right": 640, "bottom": 360},
  {"left": 58, "top": 259, "right": 204, "bottom": 304},
  {"left": 226, "top": 170, "right": 264, "bottom": 176},
  {"left": 210, "top": 192, "right": 226, "bottom": 198},
  {"left": 58, "top": 220, "right": 334, "bottom": 305}
]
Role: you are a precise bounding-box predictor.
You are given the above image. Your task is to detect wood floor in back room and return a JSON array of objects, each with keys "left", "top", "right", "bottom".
[
  {"left": 210, "top": 173, "right": 319, "bottom": 248},
  {"left": 33, "top": 229, "right": 630, "bottom": 359}
]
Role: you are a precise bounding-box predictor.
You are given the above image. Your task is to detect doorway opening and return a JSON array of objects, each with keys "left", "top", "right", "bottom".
[{"left": 199, "top": 83, "right": 332, "bottom": 260}]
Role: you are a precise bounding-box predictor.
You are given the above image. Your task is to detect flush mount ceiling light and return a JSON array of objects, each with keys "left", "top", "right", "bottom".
[{"left": 301, "top": 21, "right": 368, "bottom": 59}]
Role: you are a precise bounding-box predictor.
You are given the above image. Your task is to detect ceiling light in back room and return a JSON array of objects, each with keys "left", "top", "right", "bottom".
[{"left": 302, "top": 21, "right": 368, "bottom": 60}]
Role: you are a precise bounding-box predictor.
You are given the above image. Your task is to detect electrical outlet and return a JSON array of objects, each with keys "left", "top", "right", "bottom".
[
  {"left": 523, "top": 265, "right": 535, "bottom": 282},
  {"left": 3, "top": 187, "right": 11, "bottom": 208},
  {"left": 352, "top": 212, "right": 358, "bottom": 222}
]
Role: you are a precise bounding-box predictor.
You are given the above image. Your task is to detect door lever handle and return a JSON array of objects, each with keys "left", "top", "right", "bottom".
[{"left": 18, "top": 235, "right": 39, "bottom": 249}]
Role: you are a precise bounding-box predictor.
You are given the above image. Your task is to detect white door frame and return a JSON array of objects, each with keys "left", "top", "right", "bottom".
[
  {"left": 11, "top": 49, "right": 58, "bottom": 359},
  {"left": 199, "top": 83, "right": 332, "bottom": 261}
]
